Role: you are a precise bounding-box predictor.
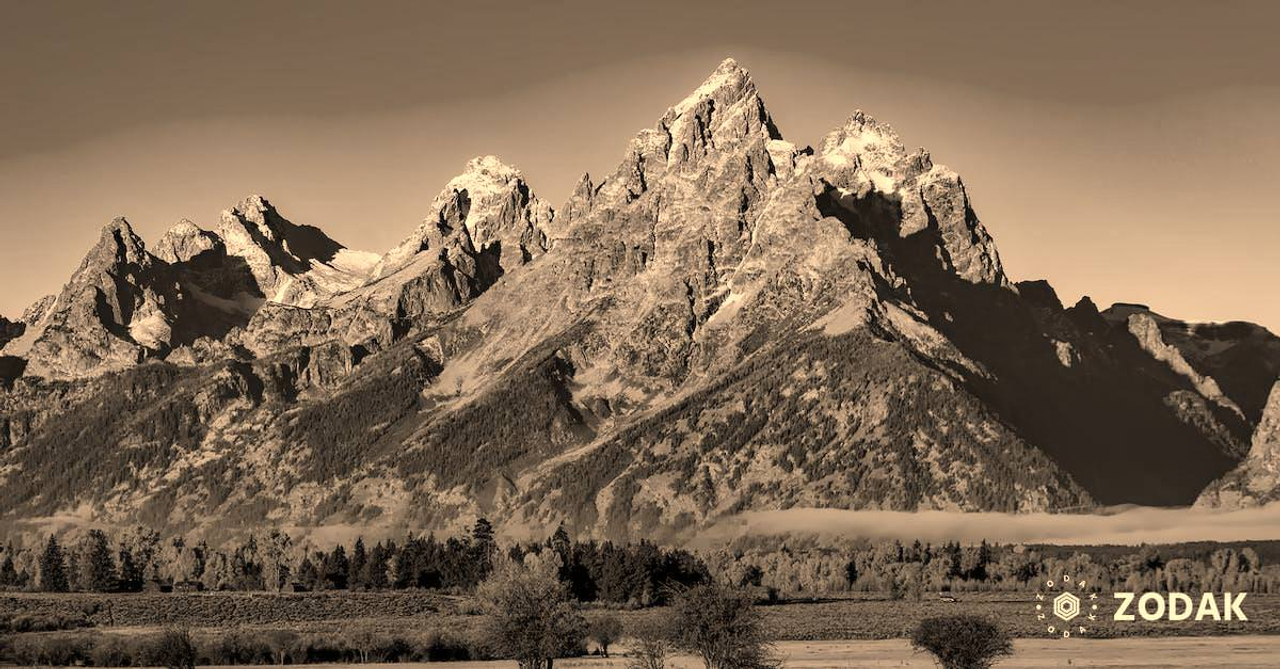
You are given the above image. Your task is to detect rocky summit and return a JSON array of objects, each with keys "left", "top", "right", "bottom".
[{"left": 1, "top": 59, "right": 1278, "bottom": 541}]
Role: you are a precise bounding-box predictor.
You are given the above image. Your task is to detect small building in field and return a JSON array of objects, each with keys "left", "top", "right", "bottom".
[
  {"left": 173, "top": 580, "right": 204, "bottom": 592},
  {"left": 143, "top": 579, "right": 172, "bottom": 593}
]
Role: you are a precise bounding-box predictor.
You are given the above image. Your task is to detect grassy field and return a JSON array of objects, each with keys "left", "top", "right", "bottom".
[
  {"left": 5, "top": 592, "right": 1278, "bottom": 667},
  {"left": 5, "top": 591, "right": 1277, "bottom": 639}
]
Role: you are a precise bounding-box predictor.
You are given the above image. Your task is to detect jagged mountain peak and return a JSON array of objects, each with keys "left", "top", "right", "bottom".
[
  {"left": 219, "top": 195, "right": 290, "bottom": 244},
  {"left": 154, "top": 218, "right": 222, "bottom": 264},
  {"left": 5, "top": 215, "right": 186, "bottom": 377},
  {"left": 372, "top": 156, "right": 549, "bottom": 281},
  {"left": 164, "top": 217, "right": 204, "bottom": 236},
  {"left": 660, "top": 58, "right": 779, "bottom": 161},
  {"left": 227, "top": 193, "right": 275, "bottom": 218},
  {"left": 450, "top": 154, "right": 522, "bottom": 188},
  {"left": 441, "top": 156, "right": 543, "bottom": 240},
  {"left": 667, "top": 57, "right": 756, "bottom": 116},
  {"left": 75, "top": 217, "right": 154, "bottom": 278},
  {"left": 214, "top": 194, "right": 352, "bottom": 303},
  {"left": 218, "top": 194, "right": 346, "bottom": 263},
  {"left": 813, "top": 109, "right": 1004, "bottom": 285},
  {"left": 573, "top": 57, "right": 782, "bottom": 238},
  {"left": 819, "top": 110, "right": 910, "bottom": 175}
]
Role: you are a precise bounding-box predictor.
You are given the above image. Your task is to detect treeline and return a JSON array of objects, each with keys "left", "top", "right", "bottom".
[
  {"left": 705, "top": 535, "right": 1280, "bottom": 597},
  {"left": 0, "top": 521, "right": 707, "bottom": 606},
  {"left": 8, "top": 524, "right": 1280, "bottom": 602}
]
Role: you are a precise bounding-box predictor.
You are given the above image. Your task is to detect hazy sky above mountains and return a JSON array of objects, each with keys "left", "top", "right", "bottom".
[{"left": 2, "top": 1, "right": 1277, "bottom": 330}]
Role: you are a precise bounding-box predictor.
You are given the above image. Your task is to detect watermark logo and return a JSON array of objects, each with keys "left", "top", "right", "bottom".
[
  {"left": 1113, "top": 592, "right": 1247, "bottom": 622},
  {"left": 1032, "top": 573, "right": 1251, "bottom": 638},
  {"left": 1034, "top": 573, "right": 1100, "bottom": 638}
]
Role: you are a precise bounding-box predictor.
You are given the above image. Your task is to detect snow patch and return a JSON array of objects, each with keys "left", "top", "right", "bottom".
[
  {"left": 811, "top": 297, "right": 872, "bottom": 336},
  {"left": 127, "top": 308, "right": 173, "bottom": 349}
]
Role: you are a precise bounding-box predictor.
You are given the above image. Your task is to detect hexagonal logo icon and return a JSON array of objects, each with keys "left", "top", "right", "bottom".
[
  {"left": 1053, "top": 592, "right": 1082, "bottom": 622},
  {"left": 1035, "top": 573, "right": 1101, "bottom": 638}
]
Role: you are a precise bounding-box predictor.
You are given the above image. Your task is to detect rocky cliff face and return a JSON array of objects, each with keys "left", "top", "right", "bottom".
[
  {"left": 238, "top": 157, "right": 552, "bottom": 357},
  {"left": 1197, "top": 382, "right": 1280, "bottom": 508},
  {"left": 215, "top": 195, "right": 379, "bottom": 307},
  {"left": 1104, "top": 303, "right": 1280, "bottom": 424},
  {"left": 1, "top": 58, "right": 1276, "bottom": 540},
  {"left": 816, "top": 110, "right": 1005, "bottom": 285},
  {"left": 4, "top": 219, "right": 188, "bottom": 378}
]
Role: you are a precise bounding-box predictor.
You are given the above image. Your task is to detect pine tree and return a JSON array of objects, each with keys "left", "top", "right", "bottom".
[
  {"left": 74, "top": 532, "right": 116, "bottom": 593},
  {"left": 349, "top": 538, "right": 368, "bottom": 590},
  {"left": 472, "top": 518, "right": 497, "bottom": 582},
  {"left": 117, "top": 545, "right": 144, "bottom": 592},
  {"left": 0, "top": 553, "right": 18, "bottom": 587},
  {"left": 297, "top": 556, "right": 320, "bottom": 591},
  {"left": 322, "top": 545, "right": 349, "bottom": 590},
  {"left": 39, "top": 535, "right": 69, "bottom": 592},
  {"left": 550, "top": 524, "right": 571, "bottom": 562},
  {"left": 362, "top": 542, "right": 390, "bottom": 590}
]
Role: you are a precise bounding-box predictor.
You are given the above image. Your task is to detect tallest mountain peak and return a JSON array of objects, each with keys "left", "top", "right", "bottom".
[
  {"left": 713, "top": 56, "right": 744, "bottom": 75},
  {"left": 668, "top": 57, "right": 759, "bottom": 117}
]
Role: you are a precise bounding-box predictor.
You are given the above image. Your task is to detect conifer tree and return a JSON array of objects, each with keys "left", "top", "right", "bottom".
[
  {"left": 39, "top": 535, "right": 69, "bottom": 592},
  {"left": 349, "top": 537, "right": 368, "bottom": 590},
  {"left": 0, "top": 553, "right": 18, "bottom": 587}
]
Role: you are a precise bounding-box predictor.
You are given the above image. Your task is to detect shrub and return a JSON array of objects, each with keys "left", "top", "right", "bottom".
[
  {"left": 263, "top": 629, "right": 301, "bottom": 665},
  {"left": 910, "top": 615, "right": 1013, "bottom": 669},
  {"left": 346, "top": 628, "right": 383, "bottom": 664},
  {"left": 625, "top": 620, "right": 672, "bottom": 669},
  {"left": 589, "top": 613, "right": 624, "bottom": 657},
  {"left": 417, "top": 631, "right": 477, "bottom": 662},
  {"left": 7, "top": 635, "right": 43, "bottom": 666},
  {"left": 8, "top": 633, "right": 92, "bottom": 666},
  {"left": 2, "top": 612, "right": 91, "bottom": 633},
  {"left": 295, "top": 633, "right": 349, "bottom": 664},
  {"left": 206, "top": 627, "right": 270, "bottom": 665},
  {"left": 90, "top": 635, "right": 136, "bottom": 667},
  {"left": 146, "top": 627, "right": 199, "bottom": 669},
  {"left": 375, "top": 635, "right": 414, "bottom": 662}
]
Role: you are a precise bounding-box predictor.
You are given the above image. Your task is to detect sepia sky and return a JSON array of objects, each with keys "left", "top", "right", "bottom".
[{"left": 1, "top": 0, "right": 1277, "bottom": 330}]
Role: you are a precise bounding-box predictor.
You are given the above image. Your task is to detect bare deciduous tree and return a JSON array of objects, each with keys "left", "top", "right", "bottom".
[
  {"left": 589, "top": 613, "right": 624, "bottom": 657},
  {"left": 670, "top": 582, "right": 781, "bottom": 669},
  {"left": 477, "top": 554, "right": 587, "bottom": 669},
  {"left": 626, "top": 619, "right": 673, "bottom": 669}
]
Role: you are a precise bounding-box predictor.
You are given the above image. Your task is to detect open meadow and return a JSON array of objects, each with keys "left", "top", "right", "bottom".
[
  {"left": 5, "top": 590, "right": 1278, "bottom": 639},
  {"left": 4, "top": 591, "right": 1280, "bottom": 666}
]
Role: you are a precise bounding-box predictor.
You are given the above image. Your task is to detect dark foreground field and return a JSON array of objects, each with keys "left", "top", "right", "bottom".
[{"left": 4, "top": 590, "right": 1277, "bottom": 639}]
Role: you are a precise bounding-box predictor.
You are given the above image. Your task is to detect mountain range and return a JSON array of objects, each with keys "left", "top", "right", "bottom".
[{"left": 2, "top": 59, "right": 1278, "bottom": 542}]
